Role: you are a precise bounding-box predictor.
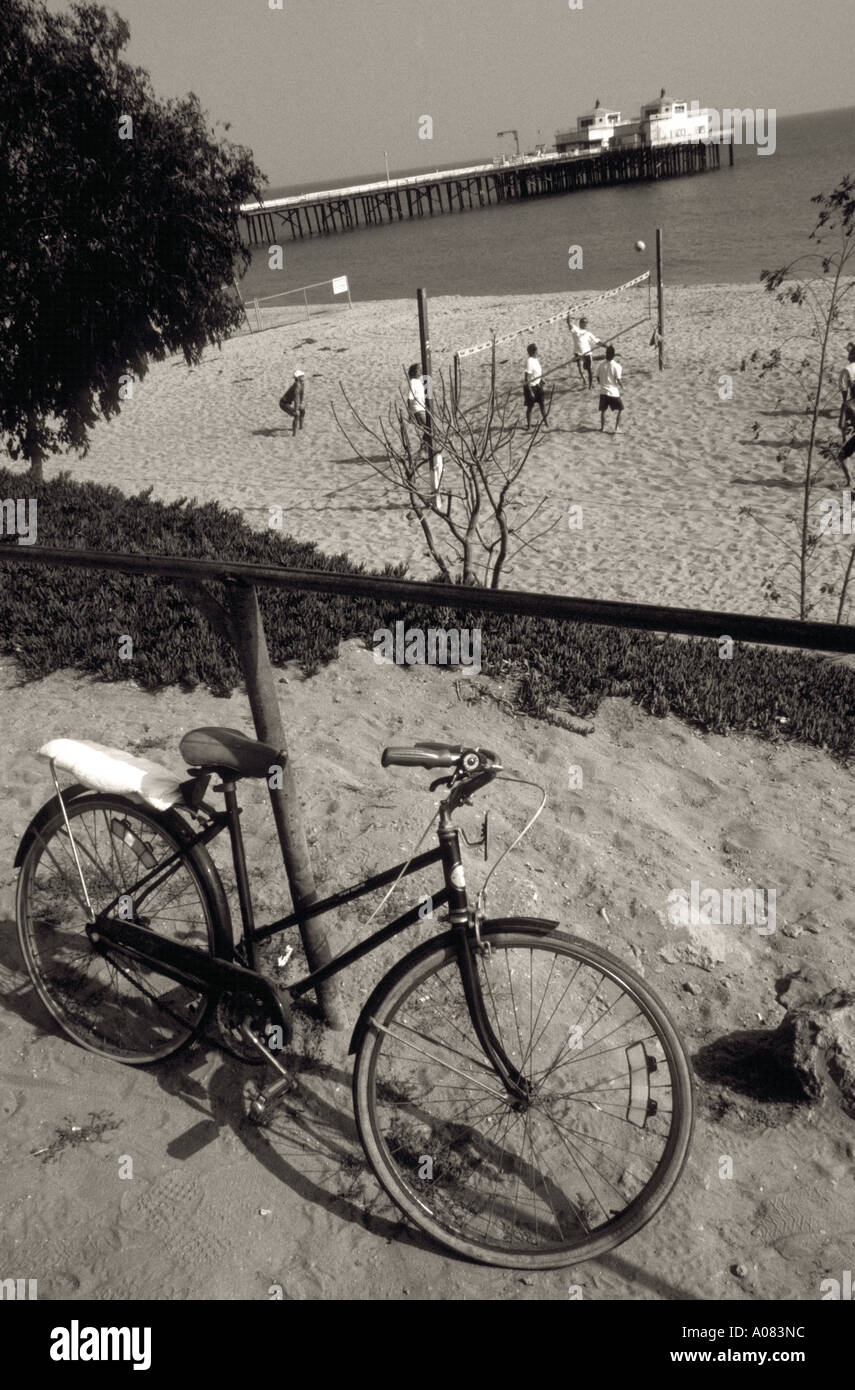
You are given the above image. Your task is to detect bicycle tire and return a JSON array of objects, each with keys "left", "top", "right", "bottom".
[
  {"left": 353, "top": 922, "right": 693, "bottom": 1269},
  {"left": 16, "top": 791, "right": 228, "bottom": 1064}
]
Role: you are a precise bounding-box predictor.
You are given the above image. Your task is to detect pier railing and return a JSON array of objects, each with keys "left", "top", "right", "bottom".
[{"left": 242, "top": 140, "right": 726, "bottom": 245}]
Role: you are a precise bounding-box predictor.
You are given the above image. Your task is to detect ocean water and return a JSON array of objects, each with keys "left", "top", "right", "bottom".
[{"left": 239, "top": 107, "right": 855, "bottom": 304}]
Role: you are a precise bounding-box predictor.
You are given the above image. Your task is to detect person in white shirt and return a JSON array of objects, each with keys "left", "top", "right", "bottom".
[
  {"left": 406, "top": 363, "right": 429, "bottom": 453},
  {"left": 595, "top": 345, "right": 623, "bottom": 433},
  {"left": 523, "top": 343, "right": 549, "bottom": 430},
  {"left": 838, "top": 342, "right": 855, "bottom": 440},
  {"left": 567, "top": 315, "right": 600, "bottom": 390}
]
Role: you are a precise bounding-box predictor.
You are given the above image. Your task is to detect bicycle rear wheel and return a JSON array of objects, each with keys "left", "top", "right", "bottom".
[
  {"left": 353, "top": 922, "right": 693, "bottom": 1269},
  {"left": 16, "top": 792, "right": 222, "bottom": 1064}
]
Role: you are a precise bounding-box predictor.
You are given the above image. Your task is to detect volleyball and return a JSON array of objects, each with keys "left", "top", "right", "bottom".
[{"left": 635, "top": 240, "right": 646, "bottom": 252}]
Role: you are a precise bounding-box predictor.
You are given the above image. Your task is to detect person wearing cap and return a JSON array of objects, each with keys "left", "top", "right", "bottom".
[
  {"left": 279, "top": 369, "right": 306, "bottom": 435},
  {"left": 567, "top": 315, "right": 600, "bottom": 390},
  {"left": 838, "top": 342, "right": 855, "bottom": 440}
]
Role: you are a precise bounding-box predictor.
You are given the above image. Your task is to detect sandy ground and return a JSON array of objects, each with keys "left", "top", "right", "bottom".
[
  {"left": 0, "top": 640, "right": 853, "bottom": 1302},
  {"left": 1, "top": 283, "right": 853, "bottom": 1302},
  {"left": 15, "top": 282, "right": 855, "bottom": 622}
]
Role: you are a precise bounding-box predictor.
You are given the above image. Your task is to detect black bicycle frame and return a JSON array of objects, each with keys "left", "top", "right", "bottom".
[
  {"left": 90, "top": 778, "right": 530, "bottom": 1098},
  {"left": 92, "top": 787, "right": 451, "bottom": 995}
]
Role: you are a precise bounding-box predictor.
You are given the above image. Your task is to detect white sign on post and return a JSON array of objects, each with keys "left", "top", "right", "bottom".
[{"left": 331, "top": 276, "right": 349, "bottom": 295}]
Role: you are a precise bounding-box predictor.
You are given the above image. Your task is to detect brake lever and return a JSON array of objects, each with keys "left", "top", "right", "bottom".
[{"left": 429, "top": 775, "right": 453, "bottom": 792}]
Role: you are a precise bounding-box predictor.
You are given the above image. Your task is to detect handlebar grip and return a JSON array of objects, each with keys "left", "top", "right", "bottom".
[{"left": 381, "top": 746, "right": 461, "bottom": 769}]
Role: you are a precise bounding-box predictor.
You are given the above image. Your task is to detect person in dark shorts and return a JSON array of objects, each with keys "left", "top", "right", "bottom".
[
  {"left": 595, "top": 345, "right": 623, "bottom": 432},
  {"left": 839, "top": 342, "right": 855, "bottom": 439},
  {"left": 279, "top": 369, "right": 306, "bottom": 435},
  {"left": 523, "top": 343, "right": 549, "bottom": 430},
  {"left": 839, "top": 429, "right": 855, "bottom": 486}
]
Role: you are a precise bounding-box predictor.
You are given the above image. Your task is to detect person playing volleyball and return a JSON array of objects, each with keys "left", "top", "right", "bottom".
[
  {"left": 406, "top": 363, "right": 430, "bottom": 455},
  {"left": 596, "top": 345, "right": 623, "bottom": 433},
  {"left": 567, "top": 315, "right": 600, "bottom": 390},
  {"left": 279, "top": 369, "right": 306, "bottom": 435},
  {"left": 838, "top": 342, "right": 855, "bottom": 439},
  {"left": 523, "top": 344, "right": 549, "bottom": 430}
]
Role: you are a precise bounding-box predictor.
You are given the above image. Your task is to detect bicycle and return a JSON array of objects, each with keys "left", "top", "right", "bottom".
[{"left": 15, "top": 726, "right": 693, "bottom": 1269}]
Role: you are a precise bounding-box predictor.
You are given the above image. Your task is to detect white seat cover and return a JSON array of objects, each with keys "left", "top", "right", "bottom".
[{"left": 39, "top": 739, "right": 185, "bottom": 812}]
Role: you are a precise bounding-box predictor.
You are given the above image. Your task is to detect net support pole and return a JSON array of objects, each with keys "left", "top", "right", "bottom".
[
  {"left": 304, "top": 288, "right": 310, "bottom": 322},
  {"left": 453, "top": 353, "right": 460, "bottom": 412},
  {"left": 417, "top": 287, "right": 441, "bottom": 504},
  {"left": 656, "top": 227, "right": 665, "bottom": 371}
]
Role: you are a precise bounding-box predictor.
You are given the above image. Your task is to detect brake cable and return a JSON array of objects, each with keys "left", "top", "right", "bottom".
[
  {"left": 474, "top": 773, "right": 548, "bottom": 938},
  {"left": 358, "top": 804, "right": 441, "bottom": 932}
]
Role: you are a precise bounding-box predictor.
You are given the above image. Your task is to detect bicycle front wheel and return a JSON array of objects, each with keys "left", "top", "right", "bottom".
[
  {"left": 353, "top": 923, "right": 693, "bottom": 1269},
  {"left": 16, "top": 792, "right": 222, "bottom": 1064}
]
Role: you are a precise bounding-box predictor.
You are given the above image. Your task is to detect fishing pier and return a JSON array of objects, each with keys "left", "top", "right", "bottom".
[{"left": 240, "top": 140, "right": 728, "bottom": 246}]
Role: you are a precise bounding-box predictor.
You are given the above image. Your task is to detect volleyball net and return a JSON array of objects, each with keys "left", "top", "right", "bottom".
[{"left": 452, "top": 271, "right": 653, "bottom": 404}]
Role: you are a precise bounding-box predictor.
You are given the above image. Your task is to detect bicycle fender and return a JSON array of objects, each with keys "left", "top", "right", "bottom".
[
  {"left": 14, "top": 787, "right": 234, "bottom": 958},
  {"left": 347, "top": 916, "right": 560, "bottom": 1057}
]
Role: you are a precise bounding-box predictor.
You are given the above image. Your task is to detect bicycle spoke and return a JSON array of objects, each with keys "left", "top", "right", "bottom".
[
  {"left": 361, "top": 932, "right": 690, "bottom": 1262},
  {"left": 20, "top": 798, "right": 213, "bottom": 1063}
]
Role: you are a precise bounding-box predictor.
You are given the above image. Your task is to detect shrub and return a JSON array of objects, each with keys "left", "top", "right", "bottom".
[{"left": 0, "top": 469, "right": 852, "bottom": 761}]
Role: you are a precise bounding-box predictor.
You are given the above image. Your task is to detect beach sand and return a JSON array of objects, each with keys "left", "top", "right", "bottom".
[
  {"left": 1, "top": 284, "right": 854, "bottom": 1302},
  {"left": 19, "top": 281, "right": 854, "bottom": 622},
  {"left": 1, "top": 642, "right": 853, "bottom": 1301}
]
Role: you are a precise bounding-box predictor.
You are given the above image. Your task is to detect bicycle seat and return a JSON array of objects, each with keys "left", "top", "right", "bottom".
[{"left": 179, "top": 727, "right": 284, "bottom": 780}]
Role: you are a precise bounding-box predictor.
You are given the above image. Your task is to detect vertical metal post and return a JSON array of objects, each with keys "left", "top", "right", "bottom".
[
  {"left": 303, "top": 288, "right": 310, "bottom": 322},
  {"left": 655, "top": 227, "right": 665, "bottom": 372},
  {"left": 225, "top": 583, "right": 345, "bottom": 1028}
]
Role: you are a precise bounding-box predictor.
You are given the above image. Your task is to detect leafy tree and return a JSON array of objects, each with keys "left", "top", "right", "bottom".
[{"left": 0, "top": 0, "right": 264, "bottom": 483}]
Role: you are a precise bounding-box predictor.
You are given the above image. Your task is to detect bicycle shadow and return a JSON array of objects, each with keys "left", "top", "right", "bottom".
[
  {"left": 201, "top": 1050, "right": 440, "bottom": 1257},
  {"left": 0, "top": 941, "right": 710, "bottom": 1293},
  {"left": 0, "top": 920, "right": 62, "bottom": 1034}
]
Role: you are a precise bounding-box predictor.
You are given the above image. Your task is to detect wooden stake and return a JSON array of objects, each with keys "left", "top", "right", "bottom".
[
  {"left": 655, "top": 227, "right": 665, "bottom": 371},
  {"left": 417, "top": 288, "right": 439, "bottom": 502}
]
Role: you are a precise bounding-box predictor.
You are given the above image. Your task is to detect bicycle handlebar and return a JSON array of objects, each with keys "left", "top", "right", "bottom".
[{"left": 381, "top": 743, "right": 463, "bottom": 769}]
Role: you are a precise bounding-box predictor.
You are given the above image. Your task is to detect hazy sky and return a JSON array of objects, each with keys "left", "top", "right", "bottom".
[{"left": 45, "top": 0, "right": 853, "bottom": 188}]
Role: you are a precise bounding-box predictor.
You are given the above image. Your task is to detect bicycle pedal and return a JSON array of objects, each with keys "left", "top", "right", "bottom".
[{"left": 248, "top": 1074, "right": 294, "bottom": 1126}]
